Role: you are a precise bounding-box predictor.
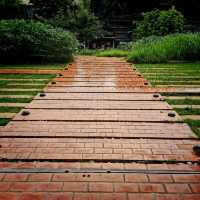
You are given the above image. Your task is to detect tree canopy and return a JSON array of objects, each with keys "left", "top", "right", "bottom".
[{"left": 0, "top": 0, "right": 22, "bottom": 6}]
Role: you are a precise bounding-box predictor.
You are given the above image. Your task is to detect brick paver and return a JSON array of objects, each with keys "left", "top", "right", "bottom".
[
  {"left": 0, "top": 56, "right": 199, "bottom": 199},
  {"left": 14, "top": 109, "right": 182, "bottom": 122},
  {"left": 27, "top": 100, "right": 171, "bottom": 110},
  {"left": 0, "top": 121, "right": 195, "bottom": 138}
]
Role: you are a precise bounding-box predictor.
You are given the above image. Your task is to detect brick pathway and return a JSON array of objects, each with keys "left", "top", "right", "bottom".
[{"left": 0, "top": 56, "right": 199, "bottom": 200}]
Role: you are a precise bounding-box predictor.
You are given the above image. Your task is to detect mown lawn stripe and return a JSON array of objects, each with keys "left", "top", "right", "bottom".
[
  {"left": 166, "top": 99, "right": 200, "bottom": 105},
  {"left": 0, "top": 118, "right": 10, "bottom": 126},
  {"left": 0, "top": 91, "right": 38, "bottom": 95},
  {"left": 175, "top": 108, "right": 200, "bottom": 115},
  {"left": 0, "top": 64, "right": 65, "bottom": 70},
  {"left": 184, "top": 119, "right": 200, "bottom": 138},
  {"left": 0, "top": 74, "right": 55, "bottom": 79},
  {"left": 0, "top": 107, "right": 22, "bottom": 113},
  {"left": 0, "top": 98, "right": 32, "bottom": 103}
]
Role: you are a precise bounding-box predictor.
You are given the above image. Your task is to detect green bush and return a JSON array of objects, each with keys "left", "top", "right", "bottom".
[
  {"left": 135, "top": 7, "right": 185, "bottom": 39},
  {"left": 117, "top": 42, "right": 134, "bottom": 50},
  {"left": 128, "top": 33, "right": 200, "bottom": 63},
  {"left": 0, "top": 19, "right": 78, "bottom": 63}
]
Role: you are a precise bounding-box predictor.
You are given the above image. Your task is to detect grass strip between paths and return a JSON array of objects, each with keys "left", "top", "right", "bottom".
[
  {"left": 0, "top": 107, "right": 22, "bottom": 113},
  {"left": 166, "top": 99, "right": 200, "bottom": 105},
  {"left": 184, "top": 119, "right": 200, "bottom": 138},
  {"left": 0, "top": 98, "right": 32, "bottom": 103},
  {"left": 0, "top": 118, "right": 10, "bottom": 126},
  {"left": 0, "top": 64, "right": 65, "bottom": 70},
  {"left": 0, "top": 74, "right": 56, "bottom": 79},
  {"left": 175, "top": 108, "right": 200, "bottom": 115}
]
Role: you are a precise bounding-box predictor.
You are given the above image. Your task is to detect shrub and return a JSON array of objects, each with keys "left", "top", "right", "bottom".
[
  {"left": 128, "top": 33, "right": 200, "bottom": 63},
  {"left": 135, "top": 7, "right": 185, "bottom": 39},
  {"left": 77, "top": 48, "right": 128, "bottom": 57},
  {"left": 117, "top": 42, "right": 134, "bottom": 50},
  {"left": 96, "top": 49, "right": 128, "bottom": 57},
  {"left": 0, "top": 19, "right": 78, "bottom": 63}
]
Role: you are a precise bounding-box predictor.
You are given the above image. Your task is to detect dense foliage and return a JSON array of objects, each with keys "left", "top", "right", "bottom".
[
  {"left": 30, "top": 0, "right": 103, "bottom": 41},
  {"left": 135, "top": 7, "right": 185, "bottom": 39},
  {"left": 0, "top": 0, "right": 22, "bottom": 6},
  {"left": 30, "top": 0, "right": 75, "bottom": 18},
  {"left": 128, "top": 33, "right": 200, "bottom": 63},
  {"left": 0, "top": 20, "right": 78, "bottom": 63}
]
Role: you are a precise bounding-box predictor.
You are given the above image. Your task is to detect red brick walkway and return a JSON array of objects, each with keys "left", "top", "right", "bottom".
[{"left": 0, "top": 56, "right": 199, "bottom": 200}]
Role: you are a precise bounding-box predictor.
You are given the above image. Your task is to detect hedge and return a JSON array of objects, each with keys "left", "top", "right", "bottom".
[{"left": 0, "top": 19, "right": 78, "bottom": 63}]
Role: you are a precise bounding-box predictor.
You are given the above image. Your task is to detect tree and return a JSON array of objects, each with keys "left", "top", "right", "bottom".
[
  {"left": 30, "top": 0, "right": 103, "bottom": 41},
  {"left": 30, "top": 0, "right": 75, "bottom": 18},
  {"left": 135, "top": 7, "right": 185, "bottom": 39},
  {"left": 0, "top": 0, "right": 22, "bottom": 6}
]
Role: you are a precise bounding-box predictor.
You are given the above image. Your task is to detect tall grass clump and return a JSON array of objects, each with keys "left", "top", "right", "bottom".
[{"left": 128, "top": 33, "right": 200, "bottom": 63}]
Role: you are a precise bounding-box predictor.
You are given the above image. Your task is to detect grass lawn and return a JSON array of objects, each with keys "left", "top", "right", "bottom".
[
  {"left": 0, "top": 74, "right": 55, "bottom": 79},
  {"left": 175, "top": 108, "right": 200, "bottom": 115},
  {"left": 135, "top": 62, "right": 200, "bottom": 138},
  {"left": 0, "top": 91, "right": 38, "bottom": 95},
  {"left": 0, "top": 107, "right": 22, "bottom": 113},
  {"left": 0, "top": 118, "right": 10, "bottom": 126},
  {"left": 0, "top": 64, "right": 65, "bottom": 70},
  {"left": 0, "top": 98, "right": 32, "bottom": 103},
  {"left": 78, "top": 49, "right": 128, "bottom": 57},
  {"left": 166, "top": 99, "right": 200, "bottom": 105},
  {"left": 135, "top": 63, "right": 200, "bottom": 86},
  {"left": 0, "top": 64, "right": 62, "bottom": 126},
  {"left": 184, "top": 119, "right": 200, "bottom": 138}
]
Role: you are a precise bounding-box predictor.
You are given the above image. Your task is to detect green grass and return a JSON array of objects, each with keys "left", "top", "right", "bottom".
[
  {"left": 0, "top": 91, "right": 38, "bottom": 95},
  {"left": 175, "top": 108, "right": 200, "bottom": 115},
  {"left": 0, "top": 118, "right": 10, "bottom": 126},
  {"left": 0, "top": 68, "right": 58, "bottom": 126},
  {"left": 184, "top": 119, "right": 200, "bottom": 137},
  {"left": 0, "top": 74, "right": 55, "bottom": 79},
  {"left": 78, "top": 49, "right": 101, "bottom": 56},
  {"left": 78, "top": 49, "right": 128, "bottom": 57},
  {"left": 135, "top": 63, "right": 200, "bottom": 86},
  {"left": 151, "top": 81, "right": 200, "bottom": 85},
  {"left": 0, "top": 80, "right": 47, "bottom": 89},
  {"left": 96, "top": 49, "right": 128, "bottom": 57},
  {"left": 0, "top": 80, "right": 50, "bottom": 84},
  {"left": 128, "top": 33, "right": 200, "bottom": 63},
  {"left": 0, "top": 64, "right": 65, "bottom": 70},
  {"left": 0, "top": 98, "right": 32, "bottom": 103},
  {"left": 133, "top": 46, "right": 200, "bottom": 138},
  {"left": 146, "top": 77, "right": 200, "bottom": 81},
  {"left": 0, "top": 107, "right": 22, "bottom": 113},
  {"left": 166, "top": 99, "right": 200, "bottom": 105},
  {"left": 162, "top": 93, "right": 200, "bottom": 97},
  {"left": 0, "top": 85, "right": 45, "bottom": 89}
]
